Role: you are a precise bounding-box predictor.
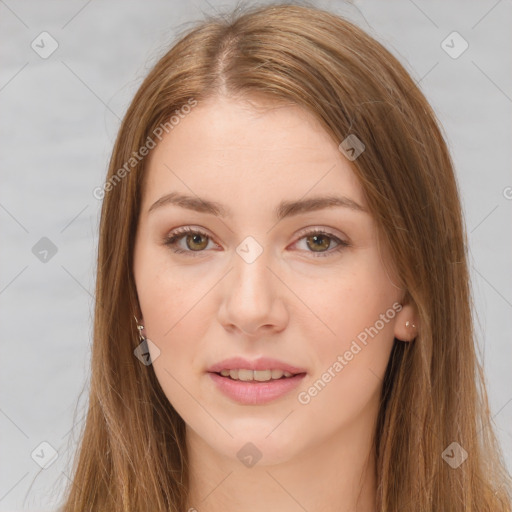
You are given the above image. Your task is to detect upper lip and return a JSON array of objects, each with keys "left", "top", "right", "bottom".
[{"left": 207, "top": 356, "right": 307, "bottom": 375}]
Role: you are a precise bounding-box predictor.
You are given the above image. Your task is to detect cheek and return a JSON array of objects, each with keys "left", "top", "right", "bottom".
[
  {"left": 135, "top": 246, "right": 223, "bottom": 374},
  {"left": 141, "top": 276, "right": 205, "bottom": 349},
  {"left": 294, "top": 250, "right": 397, "bottom": 392},
  {"left": 136, "top": 243, "right": 201, "bottom": 334},
  {"left": 295, "top": 249, "right": 397, "bottom": 339},
  {"left": 134, "top": 248, "right": 195, "bottom": 381},
  {"left": 137, "top": 261, "right": 213, "bottom": 414},
  {"left": 294, "top": 286, "right": 395, "bottom": 433}
]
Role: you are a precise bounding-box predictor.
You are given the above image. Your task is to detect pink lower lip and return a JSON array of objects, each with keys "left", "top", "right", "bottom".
[{"left": 208, "top": 372, "right": 306, "bottom": 405}]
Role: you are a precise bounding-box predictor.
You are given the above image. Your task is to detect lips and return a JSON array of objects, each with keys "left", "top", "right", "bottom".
[
  {"left": 209, "top": 371, "right": 306, "bottom": 404},
  {"left": 207, "top": 356, "right": 307, "bottom": 375}
]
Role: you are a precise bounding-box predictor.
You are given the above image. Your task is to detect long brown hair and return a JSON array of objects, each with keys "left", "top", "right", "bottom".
[{"left": 59, "top": 2, "right": 512, "bottom": 510}]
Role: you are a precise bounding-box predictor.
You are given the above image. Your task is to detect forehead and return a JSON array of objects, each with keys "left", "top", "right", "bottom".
[{"left": 141, "top": 96, "right": 366, "bottom": 214}]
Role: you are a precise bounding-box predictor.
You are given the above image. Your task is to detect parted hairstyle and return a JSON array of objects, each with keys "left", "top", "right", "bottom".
[{"left": 59, "top": 2, "right": 512, "bottom": 511}]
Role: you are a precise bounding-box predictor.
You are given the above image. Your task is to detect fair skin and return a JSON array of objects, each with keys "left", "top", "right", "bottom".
[{"left": 133, "top": 95, "right": 418, "bottom": 512}]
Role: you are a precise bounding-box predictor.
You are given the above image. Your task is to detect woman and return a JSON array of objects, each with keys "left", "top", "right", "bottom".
[{"left": 60, "top": 3, "right": 512, "bottom": 511}]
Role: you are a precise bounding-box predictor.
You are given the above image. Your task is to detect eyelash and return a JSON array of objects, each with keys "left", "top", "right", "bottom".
[{"left": 162, "top": 226, "right": 349, "bottom": 258}]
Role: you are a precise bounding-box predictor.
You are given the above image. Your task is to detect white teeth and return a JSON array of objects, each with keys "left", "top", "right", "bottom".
[
  {"left": 273, "top": 369, "right": 293, "bottom": 379},
  {"left": 218, "top": 369, "right": 296, "bottom": 381},
  {"left": 254, "top": 370, "right": 272, "bottom": 381},
  {"left": 237, "top": 369, "right": 254, "bottom": 381}
]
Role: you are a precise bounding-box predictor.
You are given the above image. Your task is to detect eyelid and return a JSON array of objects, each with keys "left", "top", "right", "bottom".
[
  {"left": 293, "top": 225, "right": 348, "bottom": 243},
  {"left": 288, "top": 227, "right": 349, "bottom": 258},
  {"left": 162, "top": 226, "right": 217, "bottom": 256}
]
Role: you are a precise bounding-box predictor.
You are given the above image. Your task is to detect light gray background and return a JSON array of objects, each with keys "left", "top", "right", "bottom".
[{"left": 1, "top": 0, "right": 511, "bottom": 510}]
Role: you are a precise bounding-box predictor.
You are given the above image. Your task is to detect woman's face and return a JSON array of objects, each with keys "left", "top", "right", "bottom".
[{"left": 133, "top": 95, "right": 416, "bottom": 466}]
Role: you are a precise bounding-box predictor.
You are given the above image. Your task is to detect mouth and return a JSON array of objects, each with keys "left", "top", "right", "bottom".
[
  {"left": 206, "top": 357, "right": 307, "bottom": 404},
  {"left": 207, "top": 369, "right": 307, "bottom": 405},
  {"left": 210, "top": 368, "right": 305, "bottom": 382}
]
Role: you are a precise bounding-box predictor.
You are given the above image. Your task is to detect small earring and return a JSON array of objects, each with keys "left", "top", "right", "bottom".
[
  {"left": 133, "top": 315, "right": 156, "bottom": 366},
  {"left": 134, "top": 315, "right": 145, "bottom": 341},
  {"left": 405, "top": 320, "right": 416, "bottom": 328}
]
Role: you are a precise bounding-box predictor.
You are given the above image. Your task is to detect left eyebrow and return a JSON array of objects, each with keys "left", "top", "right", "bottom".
[{"left": 147, "top": 192, "right": 368, "bottom": 219}]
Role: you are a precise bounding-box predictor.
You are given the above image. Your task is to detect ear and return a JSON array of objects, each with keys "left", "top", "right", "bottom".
[{"left": 393, "top": 302, "right": 419, "bottom": 342}]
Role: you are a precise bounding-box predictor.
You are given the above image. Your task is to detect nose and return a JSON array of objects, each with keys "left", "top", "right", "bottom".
[{"left": 217, "top": 248, "right": 289, "bottom": 337}]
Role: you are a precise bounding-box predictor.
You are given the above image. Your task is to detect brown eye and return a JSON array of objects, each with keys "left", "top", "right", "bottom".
[
  {"left": 163, "top": 227, "right": 214, "bottom": 257},
  {"left": 294, "top": 229, "right": 349, "bottom": 258},
  {"left": 306, "top": 233, "right": 332, "bottom": 252},
  {"left": 185, "top": 232, "right": 209, "bottom": 251}
]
